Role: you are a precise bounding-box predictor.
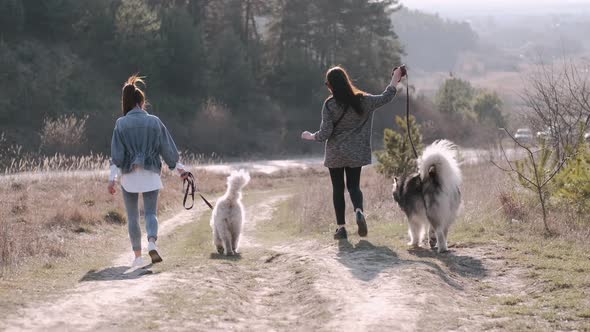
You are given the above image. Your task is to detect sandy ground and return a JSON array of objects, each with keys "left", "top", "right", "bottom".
[{"left": 0, "top": 192, "right": 520, "bottom": 331}]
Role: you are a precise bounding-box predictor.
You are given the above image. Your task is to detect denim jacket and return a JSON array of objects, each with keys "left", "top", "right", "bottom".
[{"left": 110, "top": 107, "right": 179, "bottom": 174}]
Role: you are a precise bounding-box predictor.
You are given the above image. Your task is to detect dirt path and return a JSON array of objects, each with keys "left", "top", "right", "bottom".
[
  {"left": 0, "top": 192, "right": 515, "bottom": 331},
  {"left": 0, "top": 207, "right": 206, "bottom": 332}
]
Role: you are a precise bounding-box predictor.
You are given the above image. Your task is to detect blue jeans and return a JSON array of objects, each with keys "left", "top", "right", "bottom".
[{"left": 122, "top": 188, "right": 159, "bottom": 251}]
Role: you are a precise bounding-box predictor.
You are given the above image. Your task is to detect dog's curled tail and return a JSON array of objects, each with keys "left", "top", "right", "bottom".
[
  {"left": 227, "top": 169, "right": 251, "bottom": 194},
  {"left": 418, "top": 140, "right": 462, "bottom": 190}
]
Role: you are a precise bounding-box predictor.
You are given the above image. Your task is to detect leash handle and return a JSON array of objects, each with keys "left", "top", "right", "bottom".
[
  {"left": 182, "top": 172, "right": 196, "bottom": 210},
  {"left": 182, "top": 171, "right": 214, "bottom": 210}
]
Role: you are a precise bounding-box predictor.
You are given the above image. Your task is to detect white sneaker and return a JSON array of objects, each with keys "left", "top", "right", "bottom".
[
  {"left": 131, "top": 257, "right": 145, "bottom": 268},
  {"left": 148, "top": 241, "right": 163, "bottom": 264}
]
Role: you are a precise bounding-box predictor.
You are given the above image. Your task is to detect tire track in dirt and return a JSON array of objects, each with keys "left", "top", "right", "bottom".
[
  {"left": 275, "top": 241, "right": 430, "bottom": 331},
  {"left": 0, "top": 207, "right": 206, "bottom": 332},
  {"left": 138, "top": 195, "right": 333, "bottom": 331},
  {"left": 270, "top": 240, "right": 505, "bottom": 332},
  {"left": 147, "top": 194, "right": 464, "bottom": 331}
]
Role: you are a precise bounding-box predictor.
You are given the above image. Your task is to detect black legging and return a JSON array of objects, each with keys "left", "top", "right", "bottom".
[{"left": 329, "top": 167, "right": 363, "bottom": 225}]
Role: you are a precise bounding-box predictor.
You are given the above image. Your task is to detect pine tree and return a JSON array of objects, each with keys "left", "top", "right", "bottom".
[
  {"left": 376, "top": 115, "right": 423, "bottom": 178},
  {"left": 555, "top": 144, "right": 590, "bottom": 213},
  {"left": 436, "top": 77, "right": 475, "bottom": 119},
  {"left": 473, "top": 91, "right": 505, "bottom": 127}
]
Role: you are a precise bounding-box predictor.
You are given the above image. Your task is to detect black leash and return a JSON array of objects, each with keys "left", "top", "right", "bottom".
[
  {"left": 182, "top": 172, "right": 214, "bottom": 210},
  {"left": 399, "top": 65, "right": 418, "bottom": 159}
]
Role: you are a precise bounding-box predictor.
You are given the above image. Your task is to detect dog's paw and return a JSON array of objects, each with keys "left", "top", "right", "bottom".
[
  {"left": 216, "top": 246, "right": 224, "bottom": 254},
  {"left": 407, "top": 241, "right": 420, "bottom": 248},
  {"left": 429, "top": 239, "right": 437, "bottom": 249}
]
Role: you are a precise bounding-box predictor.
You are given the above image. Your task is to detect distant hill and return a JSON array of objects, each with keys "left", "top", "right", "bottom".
[
  {"left": 400, "top": 0, "right": 590, "bottom": 19},
  {"left": 392, "top": 5, "right": 589, "bottom": 75},
  {"left": 392, "top": 8, "right": 478, "bottom": 72}
]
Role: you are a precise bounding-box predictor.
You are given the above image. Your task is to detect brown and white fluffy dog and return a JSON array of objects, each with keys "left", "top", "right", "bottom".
[{"left": 392, "top": 140, "right": 462, "bottom": 253}]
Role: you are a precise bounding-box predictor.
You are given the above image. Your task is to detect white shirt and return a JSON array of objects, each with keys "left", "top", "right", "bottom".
[{"left": 109, "top": 163, "right": 185, "bottom": 193}]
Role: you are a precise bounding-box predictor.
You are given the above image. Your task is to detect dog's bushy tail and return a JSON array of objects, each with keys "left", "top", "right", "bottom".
[
  {"left": 418, "top": 140, "right": 462, "bottom": 191},
  {"left": 226, "top": 169, "right": 250, "bottom": 195}
]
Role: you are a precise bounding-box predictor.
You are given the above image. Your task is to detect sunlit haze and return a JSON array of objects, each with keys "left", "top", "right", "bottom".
[{"left": 400, "top": 0, "right": 590, "bottom": 17}]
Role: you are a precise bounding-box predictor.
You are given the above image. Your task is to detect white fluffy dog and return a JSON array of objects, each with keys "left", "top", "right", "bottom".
[
  {"left": 210, "top": 169, "right": 250, "bottom": 256},
  {"left": 392, "top": 140, "right": 462, "bottom": 253}
]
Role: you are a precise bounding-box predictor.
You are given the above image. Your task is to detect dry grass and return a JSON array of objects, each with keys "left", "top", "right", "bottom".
[
  {"left": 0, "top": 165, "right": 317, "bottom": 277},
  {"left": 2, "top": 151, "right": 220, "bottom": 175},
  {"left": 0, "top": 169, "right": 231, "bottom": 276},
  {"left": 0, "top": 174, "right": 129, "bottom": 275},
  {"left": 2, "top": 153, "right": 110, "bottom": 175},
  {"left": 39, "top": 115, "right": 89, "bottom": 155}
]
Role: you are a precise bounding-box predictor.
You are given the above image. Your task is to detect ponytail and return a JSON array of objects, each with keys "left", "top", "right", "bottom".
[{"left": 121, "top": 74, "right": 147, "bottom": 115}]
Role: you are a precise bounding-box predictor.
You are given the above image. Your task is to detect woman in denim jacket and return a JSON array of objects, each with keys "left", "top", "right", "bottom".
[{"left": 108, "top": 75, "right": 187, "bottom": 267}]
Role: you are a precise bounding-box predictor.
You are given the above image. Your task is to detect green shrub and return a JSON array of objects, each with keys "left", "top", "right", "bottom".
[
  {"left": 514, "top": 139, "right": 558, "bottom": 199},
  {"left": 375, "top": 115, "right": 423, "bottom": 177},
  {"left": 554, "top": 145, "right": 590, "bottom": 213}
]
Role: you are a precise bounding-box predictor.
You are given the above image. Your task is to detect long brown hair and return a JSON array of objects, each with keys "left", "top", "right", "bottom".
[
  {"left": 326, "top": 66, "right": 366, "bottom": 115},
  {"left": 122, "top": 74, "right": 147, "bottom": 115}
]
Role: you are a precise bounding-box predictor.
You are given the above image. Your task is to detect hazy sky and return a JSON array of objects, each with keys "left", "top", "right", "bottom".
[{"left": 400, "top": 0, "right": 590, "bottom": 17}]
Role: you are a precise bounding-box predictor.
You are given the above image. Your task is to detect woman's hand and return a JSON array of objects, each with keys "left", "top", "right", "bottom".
[
  {"left": 177, "top": 168, "right": 190, "bottom": 181},
  {"left": 391, "top": 67, "right": 403, "bottom": 85},
  {"left": 174, "top": 162, "right": 190, "bottom": 180},
  {"left": 108, "top": 181, "right": 116, "bottom": 195},
  {"left": 301, "top": 131, "right": 315, "bottom": 141}
]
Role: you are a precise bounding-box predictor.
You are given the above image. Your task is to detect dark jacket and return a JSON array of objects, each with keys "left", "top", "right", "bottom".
[{"left": 314, "top": 85, "right": 397, "bottom": 168}]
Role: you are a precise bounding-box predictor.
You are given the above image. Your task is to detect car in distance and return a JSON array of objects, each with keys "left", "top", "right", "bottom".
[
  {"left": 514, "top": 128, "right": 534, "bottom": 145},
  {"left": 536, "top": 128, "right": 550, "bottom": 140}
]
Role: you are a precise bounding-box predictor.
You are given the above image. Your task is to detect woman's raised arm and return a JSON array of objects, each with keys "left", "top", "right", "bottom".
[{"left": 362, "top": 67, "right": 403, "bottom": 112}]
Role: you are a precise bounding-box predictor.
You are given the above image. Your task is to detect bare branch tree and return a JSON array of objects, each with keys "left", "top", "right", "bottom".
[
  {"left": 492, "top": 58, "right": 589, "bottom": 234},
  {"left": 521, "top": 58, "right": 590, "bottom": 161},
  {"left": 491, "top": 129, "right": 565, "bottom": 233}
]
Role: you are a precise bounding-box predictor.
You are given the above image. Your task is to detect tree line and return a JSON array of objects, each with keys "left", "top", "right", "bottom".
[{"left": 0, "top": 0, "right": 404, "bottom": 157}]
